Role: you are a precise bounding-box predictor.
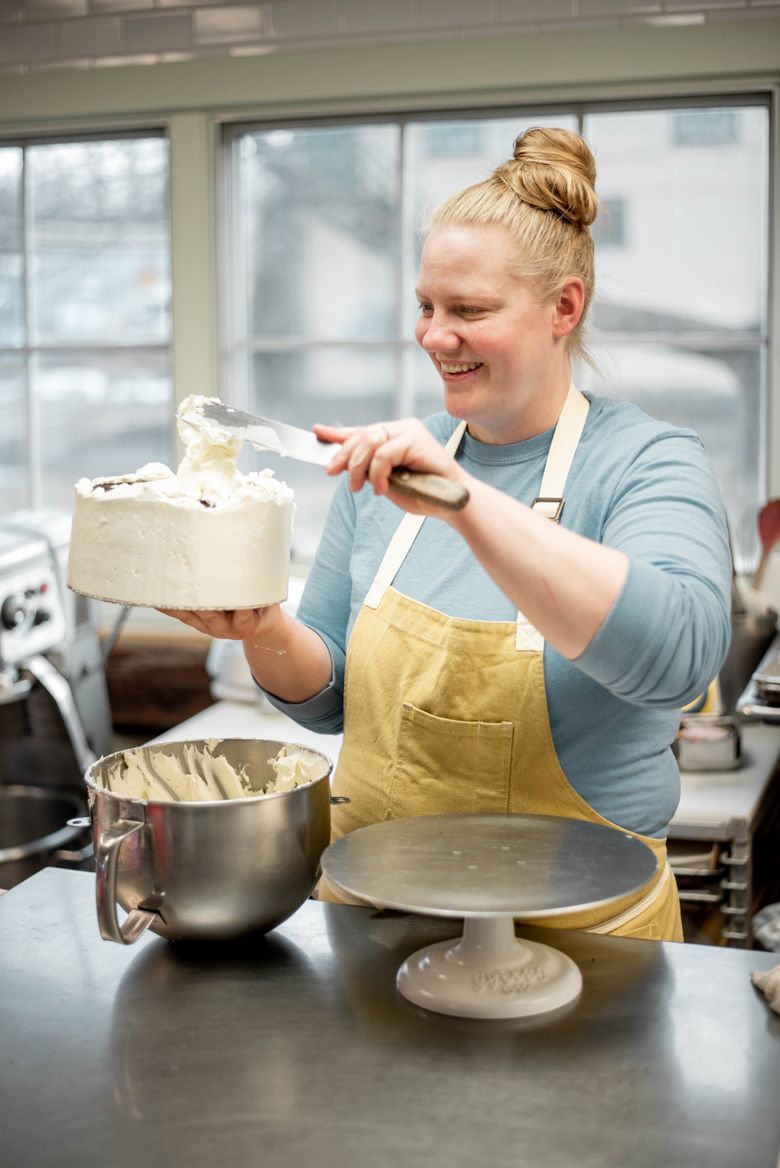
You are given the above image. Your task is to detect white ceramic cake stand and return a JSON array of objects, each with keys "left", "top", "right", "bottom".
[{"left": 321, "top": 813, "right": 657, "bottom": 1020}]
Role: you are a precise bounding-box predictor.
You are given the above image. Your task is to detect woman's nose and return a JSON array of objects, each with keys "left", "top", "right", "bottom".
[{"left": 418, "top": 313, "right": 459, "bottom": 352}]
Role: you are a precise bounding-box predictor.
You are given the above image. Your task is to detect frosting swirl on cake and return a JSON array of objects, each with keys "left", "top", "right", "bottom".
[{"left": 74, "top": 395, "right": 293, "bottom": 511}]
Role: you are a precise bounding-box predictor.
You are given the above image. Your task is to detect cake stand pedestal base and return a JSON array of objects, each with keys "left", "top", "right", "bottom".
[{"left": 396, "top": 914, "right": 582, "bottom": 1019}]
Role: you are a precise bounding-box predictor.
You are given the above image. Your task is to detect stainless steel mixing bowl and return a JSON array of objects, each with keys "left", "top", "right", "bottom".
[{"left": 83, "top": 738, "right": 334, "bottom": 944}]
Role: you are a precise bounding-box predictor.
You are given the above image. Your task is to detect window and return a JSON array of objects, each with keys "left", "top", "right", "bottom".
[
  {"left": 222, "top": 99, "right": 769, "bottom": 564},
  {"left": 425, "top": 122, "right": 484, "bottom": 158},
  {"left": 581, "top": 105, "right": 767, "bottom": 543},
  {"left": 592, "top": 196, "right": 627, "bottom": 249},
  {"left": 674, "top": 108, "right": 738, "bottom": 147},
  {"left": 0, "top": 133, "right": 172, "bottom": 514}
]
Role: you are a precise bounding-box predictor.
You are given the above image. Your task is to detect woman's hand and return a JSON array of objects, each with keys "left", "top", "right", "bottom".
[
  {"left": 314, "top": 419, "right": 470, "bottom": 518},
  {"left": 157, "top": 604, "right": 283, "bottom": 643}
]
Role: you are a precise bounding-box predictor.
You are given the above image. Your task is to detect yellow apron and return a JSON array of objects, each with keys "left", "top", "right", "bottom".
[{"left": 326, "top": 384, "right": 683, "bottom": 942}]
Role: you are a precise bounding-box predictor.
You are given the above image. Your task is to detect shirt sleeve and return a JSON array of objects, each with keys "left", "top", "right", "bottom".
[
  {"left": 260, "top": 477, "right": 357, "bottom": 733},
  {"left": 575, "top": 431, "right": 732, "bottom": 707}
]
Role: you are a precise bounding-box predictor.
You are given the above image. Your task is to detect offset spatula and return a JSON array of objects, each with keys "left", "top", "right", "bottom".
[{"left": 198, "top": 400, "right": 470, "bottom": 512}]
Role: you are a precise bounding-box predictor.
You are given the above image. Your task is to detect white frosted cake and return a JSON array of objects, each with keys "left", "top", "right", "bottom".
[{"left": 67, "top": 395, "right": 294, "bottom": 610}]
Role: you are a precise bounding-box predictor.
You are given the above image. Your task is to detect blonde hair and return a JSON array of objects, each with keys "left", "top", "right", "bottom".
[{"left": 430, "top": 126, "right": 598, "bottom": 364}]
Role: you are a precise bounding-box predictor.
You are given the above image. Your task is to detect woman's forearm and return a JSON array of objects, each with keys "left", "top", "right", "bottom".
[
  {"left": 450, "top": 475, "right": 629, "bottom": 659},
  {"left": 242, "top": 608, "right": 333, "bottom": 702}
]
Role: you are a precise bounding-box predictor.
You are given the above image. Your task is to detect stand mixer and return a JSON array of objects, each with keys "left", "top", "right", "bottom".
[{"left": 0, "top": 512, "right": 114, "bottom": 885}]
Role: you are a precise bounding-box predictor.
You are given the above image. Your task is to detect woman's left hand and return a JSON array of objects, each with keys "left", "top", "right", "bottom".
[{"left": 314, "top": 419, "right": 469, "bottom": 517}]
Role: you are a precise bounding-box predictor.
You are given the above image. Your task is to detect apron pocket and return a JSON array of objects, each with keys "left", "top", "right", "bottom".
[{"left": 386, "top": 702, "right": 514, "bottom": 819}]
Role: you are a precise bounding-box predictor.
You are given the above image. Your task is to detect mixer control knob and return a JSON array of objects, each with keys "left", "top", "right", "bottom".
[{"left": 1, "top": 594, "right": 29, "bottom": 630}]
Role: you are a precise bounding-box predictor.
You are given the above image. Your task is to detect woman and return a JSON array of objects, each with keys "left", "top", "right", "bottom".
[{"left": 168, "top": 127, "right": 731, "bottom": 941}]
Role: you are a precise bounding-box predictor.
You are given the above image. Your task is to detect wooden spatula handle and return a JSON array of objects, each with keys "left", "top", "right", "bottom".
[{"left": 389, "top": 469, "right": 470, "bottom": 511}]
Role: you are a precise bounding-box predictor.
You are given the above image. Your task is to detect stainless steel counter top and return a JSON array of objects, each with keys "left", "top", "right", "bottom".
[{"left": 1, "top": 869, "right": 779, "bottom": 1168}]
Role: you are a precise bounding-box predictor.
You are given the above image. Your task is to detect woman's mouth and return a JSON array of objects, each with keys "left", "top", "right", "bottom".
[{"left": 438, "top": 360, "right": 483, "bottom": 378}]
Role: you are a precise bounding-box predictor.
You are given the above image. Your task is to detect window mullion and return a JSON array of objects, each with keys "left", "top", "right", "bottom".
[
  {"left": 396, "top": 119, "right": 413, "bottom": 419},
  {"left": 21, "top": 146, "right": 40, "bottom": 511},
  {"left": 767, "top": 84, "right": 780, "bottom": 496}
]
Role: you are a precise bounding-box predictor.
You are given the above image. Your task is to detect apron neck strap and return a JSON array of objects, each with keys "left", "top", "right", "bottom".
[
  {"left": 530, "top": 382, "right": 590, "bottom": 521},
  {"left": 363, "top": 420, "right": 466, "bottom": 610}
]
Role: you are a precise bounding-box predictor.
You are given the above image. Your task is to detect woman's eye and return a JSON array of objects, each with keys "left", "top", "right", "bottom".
[{"left": 417, "top": 302, "right": 433, "bottom": 315}]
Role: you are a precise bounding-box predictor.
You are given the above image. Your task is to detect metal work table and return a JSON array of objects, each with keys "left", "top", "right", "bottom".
[{"left": 1, "top": 868, "right": 779, "bottom": 1168}]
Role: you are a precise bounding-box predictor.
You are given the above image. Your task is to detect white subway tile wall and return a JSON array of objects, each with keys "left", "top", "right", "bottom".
[
  {"left": 0, "top": 0, "right": 777, "bottom": 72},
  {"left": 123, "top": 11, "right": 193, "bottom": 52},
  {"left": 58, "top": 15, "right": 122, "bottom": 56},
  {"left": 267, "top": 0, "right": 336, "bottom": 39},
  {"left": 194, "top": 5, "right": 265, "bottom": 44}
]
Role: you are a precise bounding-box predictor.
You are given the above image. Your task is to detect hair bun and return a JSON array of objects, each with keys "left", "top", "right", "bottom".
[{"left": 508, "top": 127, "right": 598, "bottom": 227}]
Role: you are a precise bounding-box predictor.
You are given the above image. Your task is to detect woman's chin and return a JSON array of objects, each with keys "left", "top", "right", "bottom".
[{"left": 443, "top": 384, "right": 479, "bottom": 414}]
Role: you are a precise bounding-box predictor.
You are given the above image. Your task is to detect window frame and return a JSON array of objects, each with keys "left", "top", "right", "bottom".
[{"left": 0, "top": 126, "right": 174, "bottom": 512}]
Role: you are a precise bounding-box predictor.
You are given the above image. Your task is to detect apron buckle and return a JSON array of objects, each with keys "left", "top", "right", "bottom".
[{"left": 532, "top": 496, "right": 565, "bottom": 522}]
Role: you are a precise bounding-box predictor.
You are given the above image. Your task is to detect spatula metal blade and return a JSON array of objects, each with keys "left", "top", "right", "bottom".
[
  {"left": 197, "top": 399, "right": 470, "bottom": 511},
  {"left": 198, "top": 400, "right": 337, "bottom": 466}
]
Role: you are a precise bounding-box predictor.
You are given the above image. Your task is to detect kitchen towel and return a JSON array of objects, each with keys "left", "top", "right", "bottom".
[{"left": 751, "top": 964, "right": 780, "bottom": 1014}]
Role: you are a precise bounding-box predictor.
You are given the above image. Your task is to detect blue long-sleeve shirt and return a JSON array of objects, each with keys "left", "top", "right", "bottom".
[{"left": 265, "top": 395, "right": 732, "bottom": 837}]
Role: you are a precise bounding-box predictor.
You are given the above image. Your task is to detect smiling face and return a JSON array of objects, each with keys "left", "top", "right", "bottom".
[{"left": 415, "top": 223, "right": 580, "bottom": 444}]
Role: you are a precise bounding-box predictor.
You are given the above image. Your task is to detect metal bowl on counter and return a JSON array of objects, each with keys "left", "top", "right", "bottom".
[{"left": 81, "top": 738, "right": 335, "bottom": 945}]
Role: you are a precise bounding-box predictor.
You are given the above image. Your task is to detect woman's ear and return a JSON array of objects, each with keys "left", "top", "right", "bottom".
[{"left": 552, "top": 277, "right": 585, "bottom": 338}]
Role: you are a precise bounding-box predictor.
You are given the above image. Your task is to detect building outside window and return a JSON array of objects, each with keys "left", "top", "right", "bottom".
[{"left": 222, "top": 99, "right": 769, "bottom": 568}]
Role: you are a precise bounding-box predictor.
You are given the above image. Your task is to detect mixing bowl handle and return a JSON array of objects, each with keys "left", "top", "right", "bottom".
[{"left": 95, "top": 820, "right": 157, "bottom": 945}]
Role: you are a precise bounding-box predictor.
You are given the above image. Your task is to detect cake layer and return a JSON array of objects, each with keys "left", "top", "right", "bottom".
[{"left": 68, "top": 485, "right": 292, "bottom": 609}]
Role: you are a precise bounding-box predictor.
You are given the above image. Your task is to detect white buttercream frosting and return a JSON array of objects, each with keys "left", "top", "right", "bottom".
[
  {"left": 68, "top": 395, "right": 294, "bottom": 609},
  {"left": 99, "top": 740, "right": 327, "bottom": 802},
  {"left": 268, "top": 744, "right": 330, "bottom": 792}
]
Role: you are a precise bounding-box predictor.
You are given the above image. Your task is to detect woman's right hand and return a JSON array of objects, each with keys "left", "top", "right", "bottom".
[{"left": 314, "top": 418, "right": 469, "bottom": 518}]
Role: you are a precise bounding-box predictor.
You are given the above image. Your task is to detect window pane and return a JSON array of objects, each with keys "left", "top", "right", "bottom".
[
  {"left": 577, "top": 344, "right": 763, "bottom": 540},
  {"left": 237, "top": 126, "right": 400, "bottom": 342},
  {"left": 250, "top": 347, "right": 396, "bottom": 561},
  {"left": 0, "top": 354, "right": 28, "bottom": 512},
  {"left": 0, "top": 147, "right": 23, "bottom": 349},
  {"left": 28, "top": 137, "right": 171, "bottom": 347},
  {"left": 36, "top": 351, "right": 172, "bottom": 509},
  {"left": 585, "top": 107, "right": 768, "bottom": 335}
]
